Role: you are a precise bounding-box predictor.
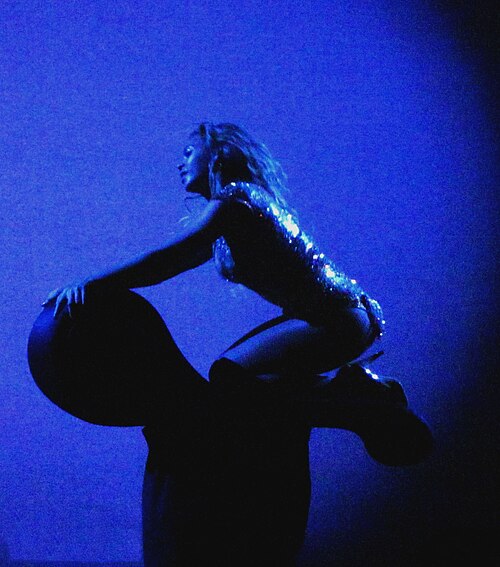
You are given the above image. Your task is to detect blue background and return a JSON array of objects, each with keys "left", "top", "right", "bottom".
[{"left": 1, "top": 0, "right": 498, "bottom": 564}]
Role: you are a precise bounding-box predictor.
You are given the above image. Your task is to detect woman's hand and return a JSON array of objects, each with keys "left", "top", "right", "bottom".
[{"left": 43, "top": 279, "right": 95, "bottom": 318}]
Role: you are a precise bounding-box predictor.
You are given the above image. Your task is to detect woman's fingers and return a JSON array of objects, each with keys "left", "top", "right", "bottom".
[
  {"left": 53, "top": 290, "right": 68, "bottom": 318},
  {"left": 42, "top": 288, "right": 62, "bottom": 305},
  {"left": 45, "top": 280, "right": 96, "bottom": 319},
  {"left": 74, "top": 286, "right": 82, "bottom": 305},
  {"left": 68, "top": 288, "right": 77, "bottom": 318},
  {"left": 50, "top": 283, "right": 89, "bottom": 318},
  {"left": 75, "top": 284, "right": 87, "bottom": 306}
]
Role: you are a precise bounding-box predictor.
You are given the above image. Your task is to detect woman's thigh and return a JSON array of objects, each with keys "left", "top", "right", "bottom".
[{"left": 219, "top": 307, "right": 373, "bottom": 376}]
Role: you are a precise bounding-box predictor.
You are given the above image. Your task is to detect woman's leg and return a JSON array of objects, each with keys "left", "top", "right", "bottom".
[
  {"left": 218, "top": 307, "right": 373, "bottom": 377},
  {"left": 212, "top": 309, "right": 434, "bottom": 467},
  {"left": 198, "top": 309, "right": 372, "bottom": 564}
]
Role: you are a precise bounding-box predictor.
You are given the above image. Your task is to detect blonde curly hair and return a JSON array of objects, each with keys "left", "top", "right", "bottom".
[{"left": 190, "top": 122, "right": 291, "bottom": 209}]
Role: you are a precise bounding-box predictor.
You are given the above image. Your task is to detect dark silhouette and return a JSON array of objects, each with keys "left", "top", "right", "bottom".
[{"left": 31, "top": 123, "right": 432, "bottom": 565}]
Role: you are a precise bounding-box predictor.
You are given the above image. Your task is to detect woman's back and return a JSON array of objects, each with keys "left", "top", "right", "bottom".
[{"left": 212, "top": 181, "right": 384, "bottom": 337}]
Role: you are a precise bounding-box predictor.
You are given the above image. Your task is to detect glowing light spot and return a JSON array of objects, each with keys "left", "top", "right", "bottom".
[
  {"left": 324, "top": 265, "right": 335, "bottom": 278},
  {"left": 270, "top": 203, "right": 281, "bottom": 217},
  {"left": 366, "top": 368, "right": 379, "bottom": 380},
  {"left": 282, "top": 215, "right": 300, "bottom": 237}
]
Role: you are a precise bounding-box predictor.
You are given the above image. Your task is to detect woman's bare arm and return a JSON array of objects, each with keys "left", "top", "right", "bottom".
[
  {"left": 46, "top": 199, "right": 227, "bottom": 317},
  {"left": 91, "top": 200, "right": 225, "bottom": 287}
]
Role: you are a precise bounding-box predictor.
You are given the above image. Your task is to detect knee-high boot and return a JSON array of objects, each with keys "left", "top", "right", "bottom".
[{"left": 209, "top": 357, "right": 434, "bottom": 467}]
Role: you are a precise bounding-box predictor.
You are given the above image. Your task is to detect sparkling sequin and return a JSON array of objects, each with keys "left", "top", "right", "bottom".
[{"left": 212, "top": 182, "right": 384, "bottom": 338}]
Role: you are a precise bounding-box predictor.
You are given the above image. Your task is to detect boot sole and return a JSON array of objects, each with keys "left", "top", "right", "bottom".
[{"left": 310, "top": 399, "right": 434, "bottom": 466}]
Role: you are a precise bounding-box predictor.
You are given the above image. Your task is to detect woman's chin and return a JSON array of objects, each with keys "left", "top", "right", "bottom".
[{"left": 185, "top": 181, "right": 210, "bottom": 199}]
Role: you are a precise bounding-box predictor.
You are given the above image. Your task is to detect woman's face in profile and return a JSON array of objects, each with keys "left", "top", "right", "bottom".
[{"left": 178, "top": 137, "right": 211, "bottom": 197}]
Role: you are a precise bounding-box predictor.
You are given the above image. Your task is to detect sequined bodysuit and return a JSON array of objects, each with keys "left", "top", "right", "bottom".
[{"left": 212, "top": 182, "right": 385, "bottom": 340}]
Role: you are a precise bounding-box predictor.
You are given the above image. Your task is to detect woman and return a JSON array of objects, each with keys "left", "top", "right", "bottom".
[
  {"left": 47, "top": 123, "right": 384, "bottom": 376},
  {"left": 47, "top": 122, "right": 430, "bottom": 464},
  {"left": 45, "top": 123, "right": 431, "bottom": 566}
]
